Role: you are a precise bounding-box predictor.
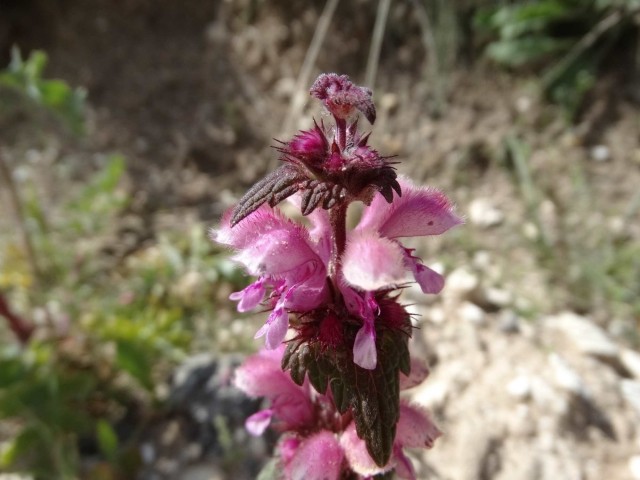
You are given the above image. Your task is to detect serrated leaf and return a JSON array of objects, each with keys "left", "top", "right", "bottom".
[
  {"left": 345, "top": 327, "right": 410, "bottom": 467},
  {"left": 307, "top": 356, "right": 329, "bottom": 394},
  {"left": 330, "top": 378, "right": 350, "bottom": 414},
  {"left": 231, "top": 166, "right": 308, "bottom": 226}
]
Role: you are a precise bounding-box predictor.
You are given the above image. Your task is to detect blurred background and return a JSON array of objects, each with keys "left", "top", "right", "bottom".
[{"left": 1, "top": 0, "right": 639, "bottom": 479}]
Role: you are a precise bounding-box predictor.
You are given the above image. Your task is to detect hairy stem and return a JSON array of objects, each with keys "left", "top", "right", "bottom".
[
  {"left": 335, "top": 117, "right": 347, "bottom": 152},
  {"left": 328, "top": 201, "right": 348, "bottom": 281}
]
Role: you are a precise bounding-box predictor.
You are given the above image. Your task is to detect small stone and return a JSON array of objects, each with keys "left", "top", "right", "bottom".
[
  {"left": 507, "top": 375, "right": 532, "bottom": 400},
  {"left": 498, "top": 310, "right": 520, "bottom": 334},
  {"left": 469, "top": 198, "right": 504, "bottom": 228},
  {"left": 426, "top": 306, "right": 446, "bottom": 324},
  {"left": 515, "top": 95, "right": 532, "bottom": 113},
  {"left": 445, "top": 267, "right": 479, "bottom": 300},
  {"left": 459, "top": 301, "right": 486, "bottom": 325},
  {"left": 549, "top": 354, "right": 585, "bottom": 396},
  {"left": 545, "top": 312, "right": 618, "bottom": 361},
  {"left": 484, "top": 287, "right": 512, "bottom": 308},
  {"left": 629, "top": 455, "right": 640, "bottom": 480},
  {"left": 621, "top": 349, "right": 640, "bottom": 380},
  {"left": 590, "top": 145, "right": 610, "bottom": 162},
  {"left": 379, "top": 92, "right": 399, "bottom": 112},
  {"left": 621, "top": 380, "right": 640, "bottom": 416}
]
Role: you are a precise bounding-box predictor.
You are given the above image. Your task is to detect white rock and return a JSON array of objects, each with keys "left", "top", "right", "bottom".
[
  {"left": 516, "top": 95, "right": 533, "bottom": 113},
  {"left": 498, "top": 310, "right": 520, "bottom": 333},
  {"left": 484, "top": 287, "right": 512, "bottom": 307},
  {"left": 621, "top": 349, "right": 640, "bottom": 380},
  {"left": 445, "top": 268, "right": 479, "bottom": 299},
  {"left": 630, "top": 455, "right": 640, "bottom": 480},
  {"left": 621, "top": 380, "right": 640, "bottom": 417},
  {"left": 590, "top": 145, "right": 610, "bottom": 162},
  {"left": 459, "top": 301, "right": 486, "bottom": 325},
  {"left": 549, "top": 353, "right": 585, "bottom": 396},
  {"left": 413, "top": 380, "right": 449, "bottom": 409},
  {"left": 427, "top": 306, "right": 446, "bottom": 324},
  {"left": 469, "top": 198, "right": 505, "bottom": 228},
  {"left": 545, "top": 312, "right": 618, "bottom": 360},
  {"left": 531, "top": 377, "right": 568, "bottom": 416},
  {"left": 507, "top": 375, "right": 532, "bottom": 400},
  {"left": 379, "top": 93, "right": 399, "bottom": 112}
]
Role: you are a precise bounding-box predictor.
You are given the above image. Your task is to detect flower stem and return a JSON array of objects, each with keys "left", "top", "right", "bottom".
[
  {"left": 328, "top": 201, "right": 348, "bottom": 281},
  {"left": 335, "top": 117, "right": 347, "bottom": 151}
]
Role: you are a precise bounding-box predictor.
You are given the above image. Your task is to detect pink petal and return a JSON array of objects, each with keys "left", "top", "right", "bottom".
[
  {"left": 245, "top": 409, "right": 273, "bottom": 436},
  {"left": 357, "top": 176, "right": 463, "bottom": 239},
  {"left": 233, "top": 346, "right": 295, "bottom": 398},
  {"left": 407, "top": 257, "right": 444, "bottom": 294},
  {"left": 399, "top": 357, "right": 430, "bottom": 390},
  {"left": 342, "top": 231, "right": 407, "bottom": 290},
  {"left": 233, "top": 226, "right": 322, "bottom": 278},
  {"left": 353, "top": 324, "right": 377, "bottom": 370},
  {"left": 254, "top": 303, "right": 289, "bottom": 350},
  {"left": 234, "top": 348, "right": 314, "bottom": 429},
  {"left": 279, "top": 434, "right": 301, "bottom": 465},
  {"left": 212, "top": 205, "right": 284, "bottom": 249},
  {"left": 229, "top": 279, "right": 266, "bottom": 312},
  {"left": 353, "top": 293, "right": 378, "bottom": 370},
  {"left": 340, "top": 422, "right": 392, "bottom": 476},
  {"left": 393, "top": 445, "right": 416, "bottom": 480},
  {"left": 396, "top": 402, "right": 442, "bottom": 449},
  {"left": 286, "top": 431, "right": 345, "bottom": 480},
  {"left": 338, "top": 280, "right": 365, "bottom": 317},
  {"left": 213, "top": 205, "right": 324, "bottom": 279}
]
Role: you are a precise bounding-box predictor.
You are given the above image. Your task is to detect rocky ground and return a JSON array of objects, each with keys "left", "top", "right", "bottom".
[{"left": 407, "top": 274, "right": 640, "bottom": 480}]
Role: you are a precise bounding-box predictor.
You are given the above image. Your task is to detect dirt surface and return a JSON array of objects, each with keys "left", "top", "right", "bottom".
[{"left": 2, "top": 1, "right": 640, "bottom": 479}]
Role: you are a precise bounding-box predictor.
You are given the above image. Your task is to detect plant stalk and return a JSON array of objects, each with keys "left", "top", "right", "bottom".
[
  {"left": 328, "top": 201, "right": 348, "bottom": 281},
  {"left": 0, "top": 149, "right": 41, "bottom": 280}
]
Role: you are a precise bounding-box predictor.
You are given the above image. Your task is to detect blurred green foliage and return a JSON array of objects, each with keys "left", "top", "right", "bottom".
[
  {"left": 503, "top": 136, "right": 640, "bottom": 332},
  {"left": 0, "top": 152, "right": 241, "bottom": 478},
  {"left": 0, "top": 47, "right": 86, "bottom": 134},
  {"left": 476, "top": 0, "right": 640, "bottom": 117},
  {"left": 0, "top": 55, "right": 243, "bottom": 478}
]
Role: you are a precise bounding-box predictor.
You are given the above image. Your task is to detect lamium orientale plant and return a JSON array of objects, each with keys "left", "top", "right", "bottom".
[{"left": 211, "top": 73, "right": 462, "bottom": 479}]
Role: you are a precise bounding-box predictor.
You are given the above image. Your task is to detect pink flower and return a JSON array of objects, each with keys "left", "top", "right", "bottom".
[
  {"left": 343, "top": 176, "right": 463, "bottom": 294},
  {"left": 235, "top": 346, "right": 439, "bottom": 480},
  {"left": 234, "top": 345, "right": 314, "bottom": 434},
  {"left": 212, "top": 206, "right": 329, "bottom": 349},
  {"left": 213, "top": 178, "right": 461, "bottom": 369},
  {"left": 341, "top": 176, "right": 463, "bottom": 368}
]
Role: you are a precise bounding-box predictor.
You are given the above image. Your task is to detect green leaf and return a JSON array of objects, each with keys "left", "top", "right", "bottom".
[
  {"left": 256, "top": 458, "right": 280, "bottom": 480},
  {"left": 115, "top": 339, "right": 153, "bottom": 390},
  {"left": 346, "top": 330, "right": 404, "bottom": 467},
  {"left": 0, "top": 47, "right": 86, "bottom": 134},
  {"left": 487, "top": 36, "right": 573, "bottom": 67},
  {"left": 96, "top": 419, "right": 119, "bottom": 463}
]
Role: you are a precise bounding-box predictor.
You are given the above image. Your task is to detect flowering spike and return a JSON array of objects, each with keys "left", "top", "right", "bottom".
[{"left": 214, "top": 72, "right": 462, "bottom": 479}]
